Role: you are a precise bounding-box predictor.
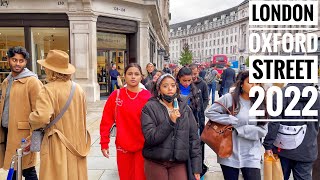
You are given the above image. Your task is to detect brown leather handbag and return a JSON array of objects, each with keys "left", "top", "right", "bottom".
[{"left": 201, "top": 101, "right": 235, "bottom": 158}]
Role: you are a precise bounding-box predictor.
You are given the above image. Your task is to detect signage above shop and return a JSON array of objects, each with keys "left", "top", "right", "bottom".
[
  {"left": 97, "top": 32, "right": 126, "bottom": 50},
  {"left": 0, "top": 0, "right": 67, "bottom": 9},
  {"left": 114, "top": 6, "right": 125, "bottom": 12},
  {"left": 0, "top": 0, "right": 9, "bottom": 8}
]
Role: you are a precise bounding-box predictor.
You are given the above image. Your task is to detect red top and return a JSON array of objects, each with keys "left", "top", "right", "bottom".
[{"left": 100, "top": 88, "right": 151, "bottom": 151}]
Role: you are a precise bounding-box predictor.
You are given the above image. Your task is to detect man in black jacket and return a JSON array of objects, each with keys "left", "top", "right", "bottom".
[
  {"left": 221, "top": 62, "right": 235, "bottom": 95},
  {"left": 263, "top": 83, "right": 320, "bottom": 180}
]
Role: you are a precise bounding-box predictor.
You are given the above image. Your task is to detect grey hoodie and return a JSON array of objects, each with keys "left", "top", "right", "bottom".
[
  {"left": 1, "top": 68, "right": 38, "bottom": 128},
  {"left": 205, "top": 93, "right": 268, "bottom": 169}
]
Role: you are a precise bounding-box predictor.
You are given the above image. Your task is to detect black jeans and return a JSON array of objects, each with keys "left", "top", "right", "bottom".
[
  {"left": 12, "top": 166, "right": 38, "bottom": 180},
  {"left": 280, "top": 156, "right": 313, "bottom": 180},
  {"left": 220, "top": 164, "right": 261, "bottom": 180}
]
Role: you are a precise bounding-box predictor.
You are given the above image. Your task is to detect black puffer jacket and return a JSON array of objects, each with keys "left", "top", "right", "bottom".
[{"left": 141, "top": 97, "right": 202, "bottom": 174}]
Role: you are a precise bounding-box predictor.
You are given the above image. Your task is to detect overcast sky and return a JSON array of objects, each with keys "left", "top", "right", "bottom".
[{"left": 170, "top": 0, "right": 244, "bottom": 24}]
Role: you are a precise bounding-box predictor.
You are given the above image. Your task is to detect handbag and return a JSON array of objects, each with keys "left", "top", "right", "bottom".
[
  {"left": 273, "top": 124, "right": 307, "bottom": 150},
  {"left": 200, "top": 101, "right": 234, "bottom": 158},
  {"left": 264, "top": 153, "right": 284, "bottom": 180},
  {"left": 30, "top": 82, "right": 76, "bottom": 152},
  {"left": 117, "top": 76, "right": 123, "bottom": 87},
  {"left": 110, "top": 89, "right": 120, "bottom": 137}
]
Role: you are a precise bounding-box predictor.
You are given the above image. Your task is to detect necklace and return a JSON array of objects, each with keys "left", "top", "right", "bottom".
[{"left": 125, "top": 88, "right": 140, "bottom": 100}]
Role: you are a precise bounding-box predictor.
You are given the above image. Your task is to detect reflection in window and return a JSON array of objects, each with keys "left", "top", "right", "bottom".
[{"left": 31, "top": 28, "right": 69, "bottom": 80}]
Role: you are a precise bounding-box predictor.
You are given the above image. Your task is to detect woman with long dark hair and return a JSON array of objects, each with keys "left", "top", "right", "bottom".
[
  {"left": 100, "top": 63, "right": 151, "bottom": 180},
  {"left": 205, "top": 70, "right": 268, "bottom": 180},
  {"left": 176, "top": 66, "right": 207, "bottom": 177},
  {"left": 141, "top": 74, "right": 201, "bottom": 180}
]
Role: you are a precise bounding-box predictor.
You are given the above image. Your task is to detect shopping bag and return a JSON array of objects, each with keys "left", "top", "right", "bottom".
[
  {"left": 117, "top": 76, "right": 123, "bottom": 87},
  {"left": 264, "top": 153, "right": 284, "bottom": 180}
]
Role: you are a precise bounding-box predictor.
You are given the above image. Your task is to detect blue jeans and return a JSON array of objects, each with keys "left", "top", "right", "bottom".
[
  {"left": 207, "top": 81, "right": 216, "bottom": 104},
  {"left": 111, "top": 79, "right": 119, "bottom": 93},
  {"left": 280, "top": 156, "right": 313, "bottom": 180},
  {"left": 222, "top": 85, "right": 231, "bottom": 95}
]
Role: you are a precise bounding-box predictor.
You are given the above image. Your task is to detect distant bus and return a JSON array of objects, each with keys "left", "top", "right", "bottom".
[{"left": 212, "top": 54, "right": 228, "bottom": 74}]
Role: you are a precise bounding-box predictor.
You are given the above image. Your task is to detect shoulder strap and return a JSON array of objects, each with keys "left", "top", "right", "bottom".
[
  {"left": 45, "top": 81, "right": 76, "bottom": 130},
  {"left": 115, "top": 89, "right": 120, "bottom": 123},
  {"left": 214, "top": 101, "right": 234, "bottom": 116}
]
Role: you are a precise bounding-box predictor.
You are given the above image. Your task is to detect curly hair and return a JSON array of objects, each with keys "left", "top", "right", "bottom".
[{"left": 45, "top": 68, "right": 71, "bottom": 82}]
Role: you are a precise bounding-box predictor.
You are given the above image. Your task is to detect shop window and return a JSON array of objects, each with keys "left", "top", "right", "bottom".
[
  {"left": 0, "top": 28, "right": 25, "bottom": 83},
  {"left": 31, "top": 28, "right": 69, "bottom": 82}
]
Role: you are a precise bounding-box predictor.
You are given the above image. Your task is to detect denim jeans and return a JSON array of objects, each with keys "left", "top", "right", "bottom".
[
  {"left": 12, "top": 166, "right": 38, "bottom": 180},
  {"left": 207, "top": 81, "right": 216, "bottom": 104},
  {"left": 280, "top": 156, "right": 313, "bottom": 180},
  {"left": 111, "top": 79, "right": 119, "bottom": 93},
  {"left": 220, "top": 164, "right": 261, "bottom": 180}
]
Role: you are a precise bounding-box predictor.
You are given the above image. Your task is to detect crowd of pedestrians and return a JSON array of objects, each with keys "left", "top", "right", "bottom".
[{"left": 0, "top": 46, "right": 319, "bottom": 180}]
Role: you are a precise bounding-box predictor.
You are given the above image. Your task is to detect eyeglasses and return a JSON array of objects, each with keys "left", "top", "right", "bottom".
[{"left": 10, "top": 58, "right": 26, "bottom": 64}]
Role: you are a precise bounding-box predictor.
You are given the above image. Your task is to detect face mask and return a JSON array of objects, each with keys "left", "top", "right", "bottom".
[{"left": 160, "top": 93, "right": 177, "bottom": 103}]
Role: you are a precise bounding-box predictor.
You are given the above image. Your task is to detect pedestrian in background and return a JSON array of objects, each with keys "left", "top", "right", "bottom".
[
  {"left": 29, "top": 50, "right": 90, "bottom": 180},
  {"left": 100, "top": 63, "right": 151, "bottom": 180},
  {"left": 145, "top": 70, "right": 163, "bottom": 92},
  {"left": 264, "top": 83, "right": 320, "bottom": 180},
  {"left": 190, "top": 64, "right": 209, "bottom": 108},
  {"left": 205, "top": 71, "right": 268, "bottom": 180},
  {"left": 141, "top": 73, "right": 201, "bottom": 180},
  {"left": 162, "top": 63, "right": 171, "bottom": 74},
  {"left": 176, "top": 66, "right": 207, "bottom": 177},
  {"left": 221, "top": 62, "right": 235, "bottom": 95},
  {"left": 204, "top": 64, "right": 219, "bottom": 104},
  {"left": 142, "top": 62, "right": 157, "bottom": 85},
  {"left": 199, "top": 65, "right": 206, "bottom": 80},
  {"left": 109, "top": 64, "right": 120, "bottom": 93},
  {"left": 0, "top": 46, "right": 42, "bottom": 180}
]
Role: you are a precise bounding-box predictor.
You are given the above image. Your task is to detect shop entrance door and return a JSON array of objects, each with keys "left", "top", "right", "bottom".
[{"left": 97, "top": 50, "right": 125, "bottom": 98}]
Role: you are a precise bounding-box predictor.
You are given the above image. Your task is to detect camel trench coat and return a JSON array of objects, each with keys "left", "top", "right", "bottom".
[
  {"left": 0, "top": 76, "right": 42, "bottom": 170},
  {"left": 29, "top": 80, "right": 90, "bottom": 180}
]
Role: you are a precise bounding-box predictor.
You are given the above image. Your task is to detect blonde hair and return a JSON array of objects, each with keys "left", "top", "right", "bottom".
[{"left": 45, "top": 68, "right": 71, "bottom": 82}]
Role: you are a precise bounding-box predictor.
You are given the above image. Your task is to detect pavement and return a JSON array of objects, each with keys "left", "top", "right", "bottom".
[{"left": 0, "top": 88, "right": 304, "bottom": 179}]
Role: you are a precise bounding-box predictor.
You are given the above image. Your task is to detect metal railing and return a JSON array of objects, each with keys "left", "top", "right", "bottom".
[{"left": 7, "top": 148, "right": 23, "bottom": 180}]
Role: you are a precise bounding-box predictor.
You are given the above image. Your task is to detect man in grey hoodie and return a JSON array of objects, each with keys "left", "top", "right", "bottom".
[
  {"left": 0, "top": 46, "right": 42, "bottom": 180},
  {"left": 263, "top": 83, "right": 320, "bottom": 180}
]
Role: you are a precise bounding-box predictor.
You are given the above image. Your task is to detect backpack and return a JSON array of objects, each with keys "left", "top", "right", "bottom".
[{"left": 204, "top": 69, "right": 215, "bottom": 84}]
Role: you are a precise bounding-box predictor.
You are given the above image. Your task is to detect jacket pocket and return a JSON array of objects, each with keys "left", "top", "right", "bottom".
[{"left": 17, "top": 122, "right": 31, "bottom": 130}]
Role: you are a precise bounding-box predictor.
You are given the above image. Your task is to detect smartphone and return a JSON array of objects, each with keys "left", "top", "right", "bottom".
[{"left": 173, "top": 98, "right": 179, "bottom": 110}]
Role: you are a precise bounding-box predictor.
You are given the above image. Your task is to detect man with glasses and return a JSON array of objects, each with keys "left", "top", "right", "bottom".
[{"left": 0, "top": 46, "right": 42, "bottom": 180}]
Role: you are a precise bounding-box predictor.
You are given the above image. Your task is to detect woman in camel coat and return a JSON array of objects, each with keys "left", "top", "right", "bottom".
[{"left": 29, "top": 50, "right": 91, "bottom": 180}]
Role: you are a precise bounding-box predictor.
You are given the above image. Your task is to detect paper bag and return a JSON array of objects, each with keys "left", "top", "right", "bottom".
[
  {"left": 117, "top": 76, "right": 123, "bottom": 87},
  {"left": 264, "top": 153, "right": 284, "bottom": 180}
]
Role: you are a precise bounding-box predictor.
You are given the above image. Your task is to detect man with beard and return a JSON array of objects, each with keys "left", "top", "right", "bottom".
[{"left": 0, "top": 46, "right": 42, "bottom": 180}]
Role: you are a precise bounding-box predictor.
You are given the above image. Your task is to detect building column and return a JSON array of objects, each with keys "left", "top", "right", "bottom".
[
  {"left": 68, "top": 13, "right": 100, "bottom": 102},
  {"left": 137, "top": 21, "right": 150, "bottom": 75}
]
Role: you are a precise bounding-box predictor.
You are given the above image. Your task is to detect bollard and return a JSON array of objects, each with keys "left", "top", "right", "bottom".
[{"left": 16, "top": 148, "right": 23, "bottom": 180}]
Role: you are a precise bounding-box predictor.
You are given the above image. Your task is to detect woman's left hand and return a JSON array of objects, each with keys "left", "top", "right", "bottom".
[{"left": 194, "top": 173, "right": 200, "bottom": 180}]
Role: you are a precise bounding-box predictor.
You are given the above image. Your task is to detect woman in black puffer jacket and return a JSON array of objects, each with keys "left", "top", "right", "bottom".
[{"left": 141, "top": 73, "right": 202, "bottom": 180}]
